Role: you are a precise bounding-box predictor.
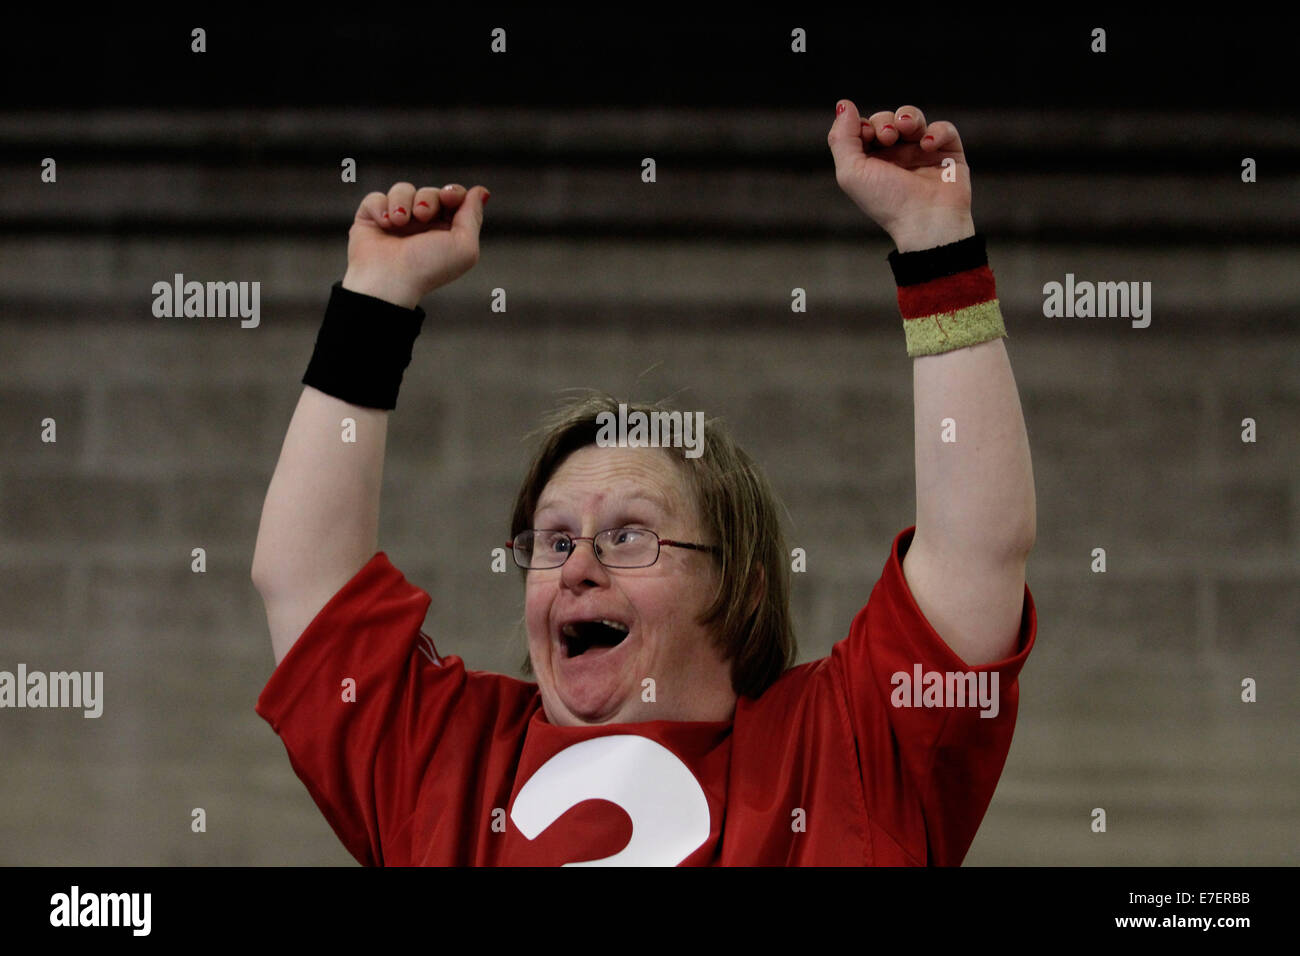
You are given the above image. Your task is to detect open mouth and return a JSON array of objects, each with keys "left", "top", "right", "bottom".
[{"left": 561, "top": 619, "right": 630, "bottom": 658}]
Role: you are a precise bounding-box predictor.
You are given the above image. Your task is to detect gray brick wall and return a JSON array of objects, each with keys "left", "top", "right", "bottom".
[{"left": 1, "top": 108, "right": 1296, "bottom": 866}]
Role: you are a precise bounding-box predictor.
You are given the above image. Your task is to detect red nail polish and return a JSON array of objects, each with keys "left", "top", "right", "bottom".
[
  {"left": 482, "top": 191, "right": 491, "bottom": 206},
  {"left": 923, "top": 134, "right": 935, "bottom": 141},
  {"left": 416, "top": 201, "right": 430, "bottom": 208},
  {"left": 836, "top": 102, "right": 846, "bottom": 115},
  {"left": 395, "top": 207, "right": 405, "bottom": 215},
  {"left": 883, "top": 124, "right": 894, "bottom": 131},
  {"left": 382, "top": 212, "right": 389, "bottom": 219},
  {"left": 897, "top": 114, "right": 910, "bottom": 121}
]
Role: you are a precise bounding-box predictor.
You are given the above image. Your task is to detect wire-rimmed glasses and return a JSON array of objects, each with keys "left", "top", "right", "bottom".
[{"left": 507, "top": 528, "right": 717, "bottom": 569}]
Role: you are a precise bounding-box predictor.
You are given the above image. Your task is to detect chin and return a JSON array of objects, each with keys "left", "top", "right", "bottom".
[{"left": 537, "top": 673, "right": 636, "bottom": 726}]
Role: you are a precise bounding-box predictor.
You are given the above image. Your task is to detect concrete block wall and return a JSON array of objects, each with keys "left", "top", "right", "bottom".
[{"left": 1, "top": 109, "right": 1296, "bottom": 865}]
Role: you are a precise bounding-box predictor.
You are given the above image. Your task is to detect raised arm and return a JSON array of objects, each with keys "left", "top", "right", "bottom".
[
  {"left": 828, "top": 102, "right": 1035, "bottom": 667},
  {"left": 252, "top": 181, "right": 489, "bottom": 664}
]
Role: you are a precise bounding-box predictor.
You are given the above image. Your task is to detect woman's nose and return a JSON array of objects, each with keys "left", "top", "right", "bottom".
[{"left": 561, "top": 536, "right": 606, "bottom": 581}]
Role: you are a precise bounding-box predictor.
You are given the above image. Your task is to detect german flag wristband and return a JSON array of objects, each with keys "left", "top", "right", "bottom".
[{"left": 887, "top": 233, "right": 1007, "bottom": 358}]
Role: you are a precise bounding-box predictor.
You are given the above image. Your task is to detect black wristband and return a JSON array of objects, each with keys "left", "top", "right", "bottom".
[
  {"left": 301, "top": 281, "right": 426, "bottom": 410},
  {"left": 886, "top": 233, "right": 988, "bottom": 286}
]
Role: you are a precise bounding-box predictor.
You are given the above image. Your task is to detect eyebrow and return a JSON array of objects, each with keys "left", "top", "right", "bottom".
[{"left": 534, "top": 489, "right": 674, "bottom": 520}]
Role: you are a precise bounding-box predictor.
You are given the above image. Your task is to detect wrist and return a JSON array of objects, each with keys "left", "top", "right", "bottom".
[
  {"left": 885, "top": 232, "right": 1006, "bottom": 358},
  {"left": 341, "top": 269, "right": 422, "bottom": 311},
  {"left": 888, "top": 213, "right": 976, "bottom": 254},
  {"left": 302, "top": 281, "right": 427, "bottom": 411}
]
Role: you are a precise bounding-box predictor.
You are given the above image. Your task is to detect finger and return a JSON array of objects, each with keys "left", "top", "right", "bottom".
[
  {"left": 412, "top": 186, "right": 441, "bottom": 222},
  {"left": 387, "top": 182, "right": 416, "bottom": 226},
  {"left": 828, "top": 99, "right": 867, "bottom": 172},
  {"left": 439, "top": 183, "right": 467, "bottom": 210},
  {"left": 859, "top": 117, "right": 876, "bottom": 146},
  {"left": 358, "top": 191, "right": 389, "bottom": 227},
  {"left": 920, "top": 120, "right": 963, "bottom": 153},
  {"left": 867, "top": 110, "right": 899, "bottom": 146},
  {"left": 893, "top": 105, "right": 928, "bottom": 141},
  {"left": 448, "top": 186, "right": 488, "bottom": 262}
]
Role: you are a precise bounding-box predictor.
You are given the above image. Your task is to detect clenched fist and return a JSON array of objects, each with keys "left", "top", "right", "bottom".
[
  {"left": 827, "top": 102, "right": 974, "bottom": 253},
  {"left": 342, "top": 181, "right": 490, "bottom": 309}
]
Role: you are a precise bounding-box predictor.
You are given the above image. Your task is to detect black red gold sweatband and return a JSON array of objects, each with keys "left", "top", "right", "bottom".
[
  {"left": 887, "top": 234, "right": 1007, "bottom": 358},
  {"left": 301, "top": 281, "right": 426, "bottom": 410}
]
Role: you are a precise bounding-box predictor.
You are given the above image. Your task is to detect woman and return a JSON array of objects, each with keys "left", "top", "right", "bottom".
[{"left": 252, "top": 101, "right": 1037, "bottom": 865}]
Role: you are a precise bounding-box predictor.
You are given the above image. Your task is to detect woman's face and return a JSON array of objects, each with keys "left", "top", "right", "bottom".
[{"left": 525, "top": 444, "right": 736, "bottom": 726}]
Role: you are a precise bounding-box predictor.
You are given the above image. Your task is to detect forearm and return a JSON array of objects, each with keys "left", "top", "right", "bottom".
[
  {"left": 251, "top": 385, "right": 388, "bottom": 598},
  {"left": 251, "top": 263, "right": 433, "bottom": 599},
  {"left": 912, "top": 336, "right": 1036, "bottom": 560},
  {"left": 891, "top": 217, "right": 1036, "bottom": 560}
]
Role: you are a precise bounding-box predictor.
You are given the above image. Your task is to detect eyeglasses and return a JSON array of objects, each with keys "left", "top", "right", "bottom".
[{"left": 507, "top": 528, "right": 718, "bottom": 570}]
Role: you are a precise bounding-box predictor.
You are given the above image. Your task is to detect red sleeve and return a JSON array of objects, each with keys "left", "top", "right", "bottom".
[
  {"left": 254, "top": 552, "right": 534, "bottom": 866},
  {"left": 832, "top": 526, "right": 1036, "bottom": 865}
]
